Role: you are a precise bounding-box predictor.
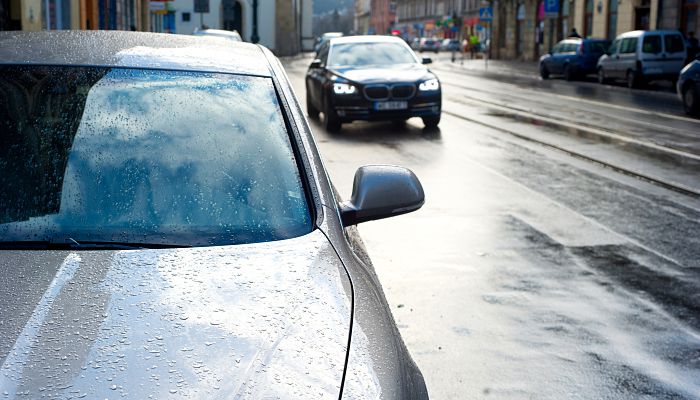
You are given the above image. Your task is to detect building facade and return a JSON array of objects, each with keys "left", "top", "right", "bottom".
[
  {"left": 370, "top": 0, "right": 397, "bottom": 34},
  {"left": 1, "top": 0, "right": 146, "bottom": 31},
  {"left": 355, "top": 0, "right": 371, "bottom": 34},
  {"left": 394, "top": 0, "right": 699, "bottom": 61},
  {"left": 395, "top": 0, "right": 484, "bottom": 41},
  {"left": 0, "top": 0, "right": 312, "bottom": 55}
]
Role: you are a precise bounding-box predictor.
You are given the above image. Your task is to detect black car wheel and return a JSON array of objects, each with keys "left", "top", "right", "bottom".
[
  {"left": 422, "top": 116, "right": 440, "bottom": 129},
  {"left": 597, "top": 67, "right": 608, "bottom": 84},
  {"left": 626, "top": 70, "right": 639, "bottom": 89},
  {"left": 306, "top": 94, "right": 319, "bottom": 119},
  {"left": 683, "top": 83, "right": 700, "bottom": 116},
  {"left": 564, "top": 65, "right": 575, "bottom": 81},
  {"left": 323, "top": 100, "right": 342, "bottom": 132},
  {"left": 540, "top": 64, "right": 550, "bottom": 80}
]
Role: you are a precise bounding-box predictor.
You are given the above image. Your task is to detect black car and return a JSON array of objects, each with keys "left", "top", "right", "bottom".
[
  {"left": 539, "top": 38, "right": 610, "bottom": 80},
  {"left": 678, "top": 58, "right": 700, "bottom": 116},
  {"left": 0, "top": 31, "right": 429, "bottom": 399},
  {"left": 305, "top": 35, "right": 442, "bottom": 131}
]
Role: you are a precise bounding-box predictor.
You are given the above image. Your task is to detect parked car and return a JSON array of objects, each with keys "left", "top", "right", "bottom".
[
  {"left": 539, "top": 38, "right": 610, "bottom": 80},
  {"left": 0, "top": 30, "right": 429, "bottom": 400},
  {"left": 597, "top": 30, "right": 687, "bottom": 88},
  {"left": 306, "top": 35, "right": 442, "bottom": 131},
  {"left": 419, "top": 38, "right": 440, "bottom": 53},
  {"left": 192, "top": 27, "right": 242, "bottom": 41},
  {"left": 677, "top": 57, "right": 700, "bottom": 116},
  {"left": 410, "top": 37, "right": 421, "bottom": 50},
  {"left": 441, "top": 38, "right": 461, "bottom": 52},
  {"left": 314, "top": 31, "right": 343, "bottom": 53}
]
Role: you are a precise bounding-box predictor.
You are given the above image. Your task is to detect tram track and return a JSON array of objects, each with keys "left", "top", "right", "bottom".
[{"left": 441, "top": 105, "right": 700, "bottom": 199}]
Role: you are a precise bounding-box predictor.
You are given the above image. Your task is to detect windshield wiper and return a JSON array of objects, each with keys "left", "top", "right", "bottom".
[{"left": 0, "top": 239, "right": 189, "bottom": 250}]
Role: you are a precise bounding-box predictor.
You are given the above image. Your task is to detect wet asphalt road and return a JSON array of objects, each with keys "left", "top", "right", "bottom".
[{"left": 283, "top": 55, "right": 700, "bottom": 399}]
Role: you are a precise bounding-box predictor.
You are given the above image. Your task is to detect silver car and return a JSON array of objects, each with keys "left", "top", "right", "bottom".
[
  {"left": 597, "top": 30, "right": 687, "bottom": 88},
  {"left": 0, "top": 31, "right": 429, "bottom": 399}
]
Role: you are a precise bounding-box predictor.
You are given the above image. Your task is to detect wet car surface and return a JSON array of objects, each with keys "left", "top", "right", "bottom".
[{"left": 0, "top": 31, "right": 429, "bottom": 399}]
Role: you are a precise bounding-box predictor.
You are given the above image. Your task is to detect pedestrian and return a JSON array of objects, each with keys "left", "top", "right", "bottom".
[
  {"left": 568, "top": 28, "right": 582, "bottom": 38},
  {"left": 460, "top": 38, "right": 469, "bottom": 65},
  {"left": 469, "top": 34, "right": 479, "bottom": 59},
  {"left": 687, "top": 31, "right": 699, "bottom": 63}
]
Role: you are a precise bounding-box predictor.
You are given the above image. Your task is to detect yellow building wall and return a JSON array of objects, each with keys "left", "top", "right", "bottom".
[
  {"left": 592, "top": 0, "right": 608, "bottom": 37},
  {"left": 574, "top": 0, "right": 585, "bottom": 33},
  {"left": 648, "top": 0, "right": 658, "bottom": 29},
  {"left": 616, "top": 0, "right": 635, "bottom": 32},
  {"left": 71, "top": 0, "right": 80, "bottom": 28},
  {"left": 21, "top": 0, "right": 42, "bottom": 30}
]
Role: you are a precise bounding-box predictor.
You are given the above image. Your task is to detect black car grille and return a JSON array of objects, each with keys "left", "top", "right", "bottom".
[
  {"left": 364, "top": 85, "right": 390, "bottom": 100},
  {"left": 363, "top": 84, "right": 416, "bottom": 101},
  {"left": 391, "top": 84, "right": 415, "bottom": 99}
]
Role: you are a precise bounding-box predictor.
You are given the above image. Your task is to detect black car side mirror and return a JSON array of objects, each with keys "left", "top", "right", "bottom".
[
  {"left": 421, "top": 56, "right": 432, "bottom": 64},
  {"left": 310, "top": 59, "right": 322, "bottom": 69},
  {"left": 340, "top": 165, "right": 424, "bottom": 226}
]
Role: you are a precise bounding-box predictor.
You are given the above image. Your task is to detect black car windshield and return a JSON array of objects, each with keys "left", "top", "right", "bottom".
[
  {"left": 0, "top": 66, "right": 312, "bottom": 247},
  {"left": 328, "top": 42, "right": 417, "bottom": 67}
]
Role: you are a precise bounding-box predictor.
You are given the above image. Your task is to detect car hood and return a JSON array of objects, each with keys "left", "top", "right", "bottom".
[
  {"left": 329, "top": 64, "right": 434, "bottom": 84},
  {"left": 0, "top": 230, "right": 352, "bottom": 399}
]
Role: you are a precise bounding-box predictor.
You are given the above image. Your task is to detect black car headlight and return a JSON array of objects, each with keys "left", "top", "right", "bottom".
[
  {"left": 333, "top": 83, "right": 358, "bottom": 95},
  {"left": 418, "top": 78, "right": 439, "bottom": 91}
]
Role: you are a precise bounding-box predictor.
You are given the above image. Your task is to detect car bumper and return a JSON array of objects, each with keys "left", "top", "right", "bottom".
[{"left": 330, "top": 91, "right": 441, "bottom": 122}]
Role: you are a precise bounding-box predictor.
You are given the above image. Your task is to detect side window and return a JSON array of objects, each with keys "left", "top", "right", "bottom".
[
  {"left": 609, "top": 39, "right": 620, "bottom": 54},
  {"left": 620, "top": 38, "right": 637, "bottom": 54},
  {"left": 664, "top": 34, "right": 685, "bottom": 53},
  {"left": 642, "top": 35, "right": 662, "bottom": 53},
  {"left": 552, "top": 43, "right": 562, "bottom": 53},
  {"left": 318, "top": 43, "right": 330, "bottom": 66}
]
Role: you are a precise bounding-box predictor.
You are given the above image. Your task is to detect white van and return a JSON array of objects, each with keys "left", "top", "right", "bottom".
[{"left": 596, "top": 30, "right": 687, "bottom": 88}]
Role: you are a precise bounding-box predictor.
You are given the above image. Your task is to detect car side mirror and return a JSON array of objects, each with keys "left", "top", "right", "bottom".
[
  {"left": 421, "top": 56, "right": 432, "bottom": 64},
  {"left": 340, "top": 165, "right": 424, "bottom": 226},
  {"left": 310, "top": 59, "right": 322, "bottom": 69}
]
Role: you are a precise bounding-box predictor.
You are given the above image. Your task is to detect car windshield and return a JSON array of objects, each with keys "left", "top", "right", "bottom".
[
  {"left": 329, "top": 42, "right": 417, "bottom": 67},
  {"left": 585, "top": 41, "right": 610, "bottom": 53},
  {"left": 0, "top": 66, "right": 312, "bottom": 247}
]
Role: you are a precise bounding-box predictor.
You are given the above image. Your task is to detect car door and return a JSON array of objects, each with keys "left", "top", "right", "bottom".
[
  {"left": 640, "top": 34, "right": 663, "bottom": 77},
  {"left": 307, "top": 42, "right": 330, "bottom": 110},
  {"left": 544, "top": 43, "right": 562, "bottom": 72},
  {"left": 662, "top": 33, "right": 687, "bottom": 76},
  {"left": 553, "top": 43, "right": 570, "bottom": 74},
  {"left": 561, "top": 42, "right": 578, "bottom": 72},
  {"left": 617, "top": 37, "right": 638, "bottom": 78},
  {"left": 600, "top": 38, "right": 620, "bottom": 77}
]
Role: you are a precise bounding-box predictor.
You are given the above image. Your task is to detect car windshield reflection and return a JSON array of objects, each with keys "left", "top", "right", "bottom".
[{"left": 0, "top": 66, "right": 312, "bottom": 246}]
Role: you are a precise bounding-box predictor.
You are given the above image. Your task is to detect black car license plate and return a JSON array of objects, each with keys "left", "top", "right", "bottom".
[{"left": 374, "top": 101, "right": 408, "bottom": 111}]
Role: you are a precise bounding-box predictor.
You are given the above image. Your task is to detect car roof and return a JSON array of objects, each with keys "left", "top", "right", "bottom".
[
  {"left": 617, "top": 30, "right": 683, "bottom": 38},
  {"left": 330, "top": 35, "right": 407, "bottom": 45},
  {"left": 193, "top": 28, "right": 242, "bottom": 39},
  {"left": 0, "top": 30, "right": 272, "bottom": 76}
]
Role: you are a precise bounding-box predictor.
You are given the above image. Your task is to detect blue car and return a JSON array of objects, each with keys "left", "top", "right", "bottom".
[{"left": 540, "top": 38, "right": 611, "bottom": 80}]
